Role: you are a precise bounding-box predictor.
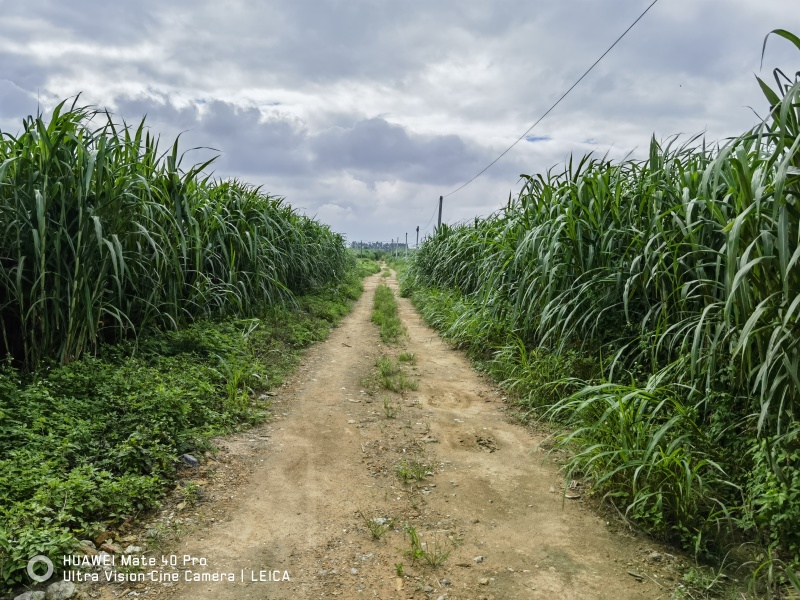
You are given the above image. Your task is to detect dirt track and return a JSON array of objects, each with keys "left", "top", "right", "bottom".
[{"left": 131, "top": 270, "right": 680, "bottom": 599}]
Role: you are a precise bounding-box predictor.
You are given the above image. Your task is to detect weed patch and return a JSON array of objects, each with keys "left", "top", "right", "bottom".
[
  {"left": 403, "top": 523, "right": 450, "bottom": 568},
  {"left": 383, "top": 397, "right": 400, "bottom": 419},
  {"left": 357, "top": 511, "right": 396, "bottom": 541},
  {"left": 371, "top": 284, "right": 405, "bottom": 344},
  {"left": 398, "top": 352, "right": 417, "bottom": 364},
  {"left": 375, "top": 355, "right": 418, "bottom": 393},
  {"left": 395, "top": 457, "right": 434, "bottom": 484}
]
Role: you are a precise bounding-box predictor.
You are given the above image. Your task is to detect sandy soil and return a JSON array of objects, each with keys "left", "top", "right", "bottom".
[{"left": 89, "top": 270, "right": 685, "bottom": 600}]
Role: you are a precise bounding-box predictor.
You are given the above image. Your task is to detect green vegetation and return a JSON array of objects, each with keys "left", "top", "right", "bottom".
[
  {"left": 0, "top": 99, "right": 349, "bottom": 369},
  {"left": 383, "top": 396, "right": 399, "bottom": 418},
  {"left": 403, "top": 523, "right": 449, "bottom": 568},
  {"left": 386, "top": 256, "right": 410, "bottom": 281},
  {"left": 395, "top": 457, "right": 433, "bottom": 483},
  {"left": 398, "top": 352, "right": 417, "bottom": 364},
  {"left": 376, "top": 354, "right": 397, "bottom": 378},
  {"left": 0, "top": 99, "right": 371, "bottom": 590},
  {"left": 0, "top": 269, "right": 365, "bottom": 587},
  {"left": 355, "top": 257, "right": 382, "bottom": 277},
  {"left": 404, "top": 30, "right": 800, "bottom": 593},
  {"left": 371, "top": 283, "right": 405, "bottom": 343},
  {"left": 367, "top": 267, "right": 418, "bottom": 401},
  {"left": 351, "top": 248, "right": 388, "bottom": 261},
  {"left": 357, "top": 511, "right": 396, "bottom": 541},
  {"left": 375, "top": 355, "right": 418, "bottom": 393}
]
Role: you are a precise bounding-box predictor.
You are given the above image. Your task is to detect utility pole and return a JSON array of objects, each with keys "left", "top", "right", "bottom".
[
  {"left": 415, "top": 226, "right": 419, "bottom": 249},
  {"left": 437, "top": 195, "right": 443, "bottom": 229},
  {"left": 405, "top": 233, "right": 408, "bottom": 259}
]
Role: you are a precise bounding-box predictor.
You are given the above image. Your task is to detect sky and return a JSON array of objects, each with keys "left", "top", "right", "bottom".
[{"left": 1, "top": 0, "right": 799, "bottom": 245}]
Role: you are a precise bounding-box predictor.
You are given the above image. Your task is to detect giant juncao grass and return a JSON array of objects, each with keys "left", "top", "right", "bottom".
[
  {"left": 405, "top": 29, "right": 800, "bottom": 587},
  {"left": 0, "top": 100, "right": 349, "bottom": 368}
]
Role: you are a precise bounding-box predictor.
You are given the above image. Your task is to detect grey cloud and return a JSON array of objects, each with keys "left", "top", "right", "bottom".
[
  {"left": 311, "top": 117, "right": 488, "bottom": 185},
  {"left": 112, "top": 95, "right": 200, "bottom": 130},
  {"left": 2, "top": 1, "right": 160, "bottom": 45},
  {"left": 197, "top": 102, "right": 310, "bottom": 177},
  {"left": 111, "top": 96, "right": 312, "bottom": 179},
  {"left": 57, "top": 0, "right": 555, "bottom": 93},
  {"left": 108, "top": 95, "right": 518, "bottom": 194},
  {"left": 0, "top": 52, "right": 51, "bottom": 105},
  {"left": 0, "top": 80, "right": 38, "bottom": 125}
]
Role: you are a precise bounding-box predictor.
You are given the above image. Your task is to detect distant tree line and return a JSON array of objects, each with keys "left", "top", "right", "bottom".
[{"left": 350, "top": 241, "right": 407, "bottom": 251}]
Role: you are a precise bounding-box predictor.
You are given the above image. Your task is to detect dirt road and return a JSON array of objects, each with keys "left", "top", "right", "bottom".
[{"left": 141, "top": 271, "right": 677, "bottom": 599}]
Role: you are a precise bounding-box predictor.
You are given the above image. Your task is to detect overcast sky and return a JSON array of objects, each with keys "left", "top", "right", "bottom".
[{"left": 2, "top": 1, "right": 799, "bottom": 244}]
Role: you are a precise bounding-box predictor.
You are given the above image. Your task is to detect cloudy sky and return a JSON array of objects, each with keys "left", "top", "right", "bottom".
[{"left": 2, "top": 1, "right": 799, "bottom": 244}]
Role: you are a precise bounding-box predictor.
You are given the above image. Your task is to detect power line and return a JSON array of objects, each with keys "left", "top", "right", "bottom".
[{"left": 442, "top": 0, "right": 661, "bottom": 199}]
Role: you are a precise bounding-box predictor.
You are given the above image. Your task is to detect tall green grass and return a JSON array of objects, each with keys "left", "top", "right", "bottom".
[
  {"left": 0, "top": 99, "right": 349, "bottom": 368},
  {"left": 0, "top": 98, "right": 362, "bottom": 590},
  {"left": 406, "top": 30, "right": 800, "bottom": 588}
]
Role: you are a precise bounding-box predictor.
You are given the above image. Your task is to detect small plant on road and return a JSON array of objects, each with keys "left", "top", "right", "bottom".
[
  {"left": 398, "top": 352, "right": 417, "bottom": 364},
  {"left": 404, "top": 523, "right": 426, "bottom": 564},
  {"left": 383, "top": 397, "right": 399, "bottom": 418},
  {"left": 403, "top": 524, "right": 450, "bottom": 568},
  {"left": 421, "top": 537, "right": 450, "bottom": 568},
  {"left": 181, "top": 481, "right": 201, "bottom": 507},
  {"left": 396, "top": 457, "right": 433, "bottom": 483},
  {"left": 384, "top": 370, "right": 418, "bottom": 393},
  {"left": 357, "top": 511, "right": 396, "bottom": 540},
  {"left": 377, "top": 355, "right": 399, "bottom": 377},
  {"left": 376, "top": 355, "right": 418, "bottom": 392}
]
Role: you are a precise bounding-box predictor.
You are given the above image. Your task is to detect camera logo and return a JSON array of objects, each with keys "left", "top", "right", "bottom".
[{"left": 27, "top": 555, "right": 54, "bottom": 582}]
